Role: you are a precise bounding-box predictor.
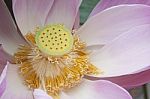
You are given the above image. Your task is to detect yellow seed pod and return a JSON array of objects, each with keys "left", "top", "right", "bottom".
[{"left": 35, "top": 24, "right": 73, "bottom": 56}]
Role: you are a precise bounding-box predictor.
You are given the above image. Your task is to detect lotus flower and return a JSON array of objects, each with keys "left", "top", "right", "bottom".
[{"left": 0, "top": 0, "right": 150, "bottom": 99}]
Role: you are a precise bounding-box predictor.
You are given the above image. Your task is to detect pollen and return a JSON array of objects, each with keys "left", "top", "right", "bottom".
[
  {"left": 35, "top": 24, "right": 73, "bottom": 56},
  {"left": 14, "top": 24, "right": 101, "bottom": 98}
]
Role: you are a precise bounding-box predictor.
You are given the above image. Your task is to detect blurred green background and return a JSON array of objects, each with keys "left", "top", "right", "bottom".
[{"left": 80, "top": 0, "right": 99, "bottom": 24}]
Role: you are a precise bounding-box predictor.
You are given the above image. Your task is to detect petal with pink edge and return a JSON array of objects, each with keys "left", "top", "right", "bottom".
[
  {"left": 60, "top": 79, "right": 132, "bottom": 99},
  {"left": 0, "top": 45, "right": 13, "bottom": 64},
  {"left": 45, "top": 0, "right": 82, "bottom": 30},
  {"left": 0, "top": 63, "right": 7, "bottom": 98},
  {"left": 0, "top": 45, "right": 8, "bottom": 74},
  {"left": 12, "top": 0, "right": 54, "bottom": 35},
  {"left": 73, "top": 11, "right": 80, "bottom": 29},
  {"left": 0, "top": 0, "right": 27, "bottom": 55},
  {"left": 89, "top": 24, "right": 150, "bottom": 77},
  {"left": 105, "top": 69, "right": 150, "bottom": 89},
  {"left": 33, "top": 89, "right": 53, "bottom": 99},
  {"left": 77, "top": 4, "right": 150, "bottom": 47},
  {"left": 90, "top": 0, "right": 150, "bottom": 16},
  {"left": 86, "top": 69, "right": 150, "bottom": 89},
  {"left": 0, "top": 63, "right": 33, "bottom": 99}
]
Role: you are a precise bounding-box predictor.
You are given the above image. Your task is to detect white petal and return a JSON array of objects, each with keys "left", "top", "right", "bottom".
[
  {"left": 0, "top": 63, "right": 33, "bottom": 99},
  {"left": 45, "top": 0, "right": 82, "bottom": 30},
  {"left": 60, "top": 79, "right": 132, "bottom": 99},
  {"left": 0, "top": 0, "right": 27, "bottom": 55},
  {"left": 90, "top": 24, "right": 150, "bottom": 77},
  {"left": 77, "top": 4, "right": 150, "bottom": 47},
  {"left": 13, "top": 0, "right": 54, "bottom": 35},
  {"left": 33, "top": 89, "right": 53, "bottom": 99}
]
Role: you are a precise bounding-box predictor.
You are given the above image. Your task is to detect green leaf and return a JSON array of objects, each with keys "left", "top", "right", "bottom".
[{"left": 80, "top": 0, "right": 100, "bottom": 24}]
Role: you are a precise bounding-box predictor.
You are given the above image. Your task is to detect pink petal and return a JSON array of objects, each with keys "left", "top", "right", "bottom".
[
  {"left": 73, "top": 11, "right": 80, "bottom": 29},
  {"left": 105, "top": 69, "right": 150, "bottom": 89},
  {"left": 0, "top": 45, "right": 13, "bottom": 65},
  {"left": 90, "top": 0, "right": 150, "bottom": 16},
  {"left": 77, "top": 4, "right": 150, "bottom": 48},
  {"left": 0, "top": 63, "right": 7, "bottom": 98},
  {"left": 0, "top": 63, "right": 33, "bottom": 99},
  {"left": 0, "top": 0, "right": 27, "bottom": 55},
  {"left": 0, "top": 78, "right": 6, "bottom": 98},
  {"left": 86, "top": 69, "right": 150, "bottom": 89},
  {"left": 60, "top": 79, "right": 132, "bottom": 99},
  {"left": 33, "top": 89, "right": 53, "bottom": 99},
  {"left": 45, "top": 0, "right": 82, "bottom": 30},
  {"left": 90, "top": 24, "right": 150, "bottom": 77},
  {"left": 0, "top": 45, "right": 7, "bottom": 74},
  {"left": 12, "top": 0, "right": 54, "bottom": 35}
]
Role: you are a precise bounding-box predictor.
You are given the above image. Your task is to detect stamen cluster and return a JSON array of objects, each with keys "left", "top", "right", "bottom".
[{"left": 14, "top": 28, "right": 99, "bottom": 97}]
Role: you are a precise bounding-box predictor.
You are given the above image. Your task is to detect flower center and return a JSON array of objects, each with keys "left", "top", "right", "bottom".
[
  {"left": 35, "top": 24, "right": 73, "bottom": 56},
  {"left": 14, "top": 24, "right": 100, "bottom": 98}
]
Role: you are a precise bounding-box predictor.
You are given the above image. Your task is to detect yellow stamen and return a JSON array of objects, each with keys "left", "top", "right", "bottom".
[{"left": 14, "top": 24, "right": 101, "bottom": 97}]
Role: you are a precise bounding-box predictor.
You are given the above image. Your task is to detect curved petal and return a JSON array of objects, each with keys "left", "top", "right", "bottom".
[
  {"left": 77, "top": 4, "right": 150, "bottom": 47},
  {"left": 12, "top": 0, "right": 54, "bottom": 35},
  {"left": 0, "top": 63, "right": 7, "bottom": 97},
  {"left": 90, "top": 0, "right": 150, "bottom": 16},
  {"left": 73, "top": 11, "right": 80, "bottom": 29},
  {"left": 86, "top": 69, "right": 150, "bottom": 89},
  {"left": 90, "top": 24, "right": 150, "bottom": 77},
  {"left": 0, "top": 45, "right": 7, "bottom": 74},
  {"left": 0, "top": 77, "right": 6, "bottom": 98},
  {"left": 60, "top": 79, "right": 132, "bottom": 99},
  {"left": 105, "top": 69, "right": 150, "bottom": 89},
  {"left": 0, "top": 45, "right": 13, "bottom": 63},
  {"left": 0, "top": 0, "right": 27, "bottom": 55},
  {"left": 33, "top": 89, "right": 53, "bottom": 99},
  {"left": 45, "top": 0, "right": 82, "bottom": 30},
  {"left": 0, "top": 63, "right": 33, "bottom": 99}
]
